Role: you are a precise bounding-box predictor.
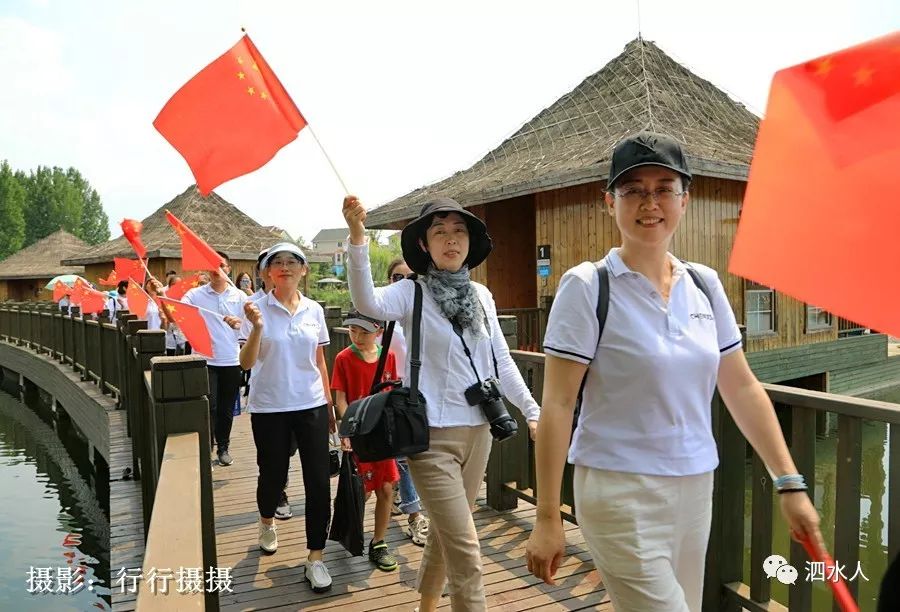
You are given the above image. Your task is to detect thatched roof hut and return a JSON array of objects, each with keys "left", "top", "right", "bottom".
[
  {"left": 367, "top": 37, "right": 758, "bottom": 229},
  {"left": 0, "top": 230, "right": 91, "bottom": 301},
  {"left": 63, "top": 185, "right": 285, "bottom": 287}
]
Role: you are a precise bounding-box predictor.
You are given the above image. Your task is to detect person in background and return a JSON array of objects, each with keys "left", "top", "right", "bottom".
[
  {"left": 384, "top": 257, "right": 429, "bottom": 547},
  {"left": 143, "top": 278, "right": 168, "bottom": 331},
  {"left": 181, "top": 252, "right": 247, "bottom": 467},
  {"left": 197, "top": 272, "right": 211, "bottom": 286},
  {"left": 332, "top": 310, "right": 401, "bottom": 572},
  {"left": 167, "top": 274, "right": 183, "bottom": 290},
  {"left": 108, "top": 280, "right": 129, "bottom": 323},
  {"left": 236, "top": 272, "right": 254, "bottom": 296}
]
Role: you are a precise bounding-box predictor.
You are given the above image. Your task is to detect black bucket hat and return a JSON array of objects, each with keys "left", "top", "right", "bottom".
[
  {"left": 400, "top": 198, "right": 493, "bottom": 275},
  {"left": 607, "top": 131, "right": 692, "bottom": 190}
]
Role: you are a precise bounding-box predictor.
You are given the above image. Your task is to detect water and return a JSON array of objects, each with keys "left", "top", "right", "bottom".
[
  {"left": 0, "top": 391, "right": 110, "bottom": 610},
  {"left": 743, "top": 387, "right": 897, "bottom": 611}
]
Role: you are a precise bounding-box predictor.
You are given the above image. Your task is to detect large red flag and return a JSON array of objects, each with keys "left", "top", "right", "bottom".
[
  {"left": 113, "top": 258, "right": 146, "bottom": 284},
  {"left": 729, "top": 32, "right": 900, "bottom": 336},
  {"left": 52, "top": 281, "right": 68, "bottom": 302},
  {"left": 153, "top": 34, "right": 307, "bottom": 195},
  {"left": 165, "top": 211, "right": 226, "bottom": 271},
  {"left": 158, "top": 297, "right": 214, "bottom": 358},
  {"left": 165, "top": 274, "right": 203, "bottom": 301},
  {"left": 80, "top": 288, "right": 108, "bottom": 315},
  {"left": 120, "top": 219, "right": 147, "bottom": 260},
  {"left": 126, "top": 280, "right": 150, "bottom": 319}
]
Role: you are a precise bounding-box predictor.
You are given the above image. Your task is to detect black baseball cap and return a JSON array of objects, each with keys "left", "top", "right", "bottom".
[{"left": 607, "top": 131, "right": 692, "bottom": 190}]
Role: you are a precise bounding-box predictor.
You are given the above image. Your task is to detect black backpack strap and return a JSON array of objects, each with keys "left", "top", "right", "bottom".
[
  {"left": 573, "top": 261, "right": 609, "bottom": 429},
  {"left": 683, "top": 262, "right": 714, "bottom": 309},
  {"left": 369, "top": 320, "right": 395, "bottom": 394},
  {"left": 407, "top": 281, "right": 424, "bottom": 406}
]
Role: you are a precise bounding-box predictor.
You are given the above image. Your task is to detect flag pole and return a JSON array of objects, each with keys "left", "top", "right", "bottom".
[{"left": 306, "top": 123, "right": 351, "bottom": 195}]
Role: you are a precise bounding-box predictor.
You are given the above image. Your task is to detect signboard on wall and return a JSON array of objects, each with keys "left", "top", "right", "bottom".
[{"left": 537, "top": 244, "right": 551, "bottom": 277}]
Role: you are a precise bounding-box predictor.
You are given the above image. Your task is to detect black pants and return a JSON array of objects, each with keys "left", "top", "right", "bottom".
[
  {"left": 208, "top": 365, "right": 242, "bottom": 451},
  {"left": 251, "top": 406, "right": 331, "bottom": 550}
]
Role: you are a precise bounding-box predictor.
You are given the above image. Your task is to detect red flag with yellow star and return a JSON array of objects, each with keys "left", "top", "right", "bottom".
[
  {"left": 70, "top": 277, "right": 88, "bottom": 307},
  {"left": 165, "top": 210, "right": 226, "bottom": 271},
  {"left": 153, "top": 35, "right": 307, "bottom": 195},
  {"left": 730, "top": 32, "right": 900, "bottom": 336},
  {"left": 165, "top": 274, "right": 202, "bottom": 301},
  {"left": 52, "top": 281, "right": 69, "bottom": 302},
  {"left": 159, "top": 297, "right": 214, "bottom": 358},
  {"left": 126, "top": 280, "right": 150, "bottom": 319},
  {"left": 114, "top": 258, "right": 146, "bottom": 284},
  {"left": 80, "top": 287, "right": 108, "bottom": 315},
  {"left": 121, "top": 219, "right": 147, "bottom": 260}
]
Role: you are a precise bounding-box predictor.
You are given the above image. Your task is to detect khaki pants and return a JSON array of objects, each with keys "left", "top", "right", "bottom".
[
  {"left": 407, "top": 425, "right": 492, "bottom": 611},
  {"left": 574, "top": 466, "right": 714, "bottom": 612}
]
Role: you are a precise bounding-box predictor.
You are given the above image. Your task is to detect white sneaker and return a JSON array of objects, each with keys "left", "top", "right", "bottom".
[
  {"left": 403, "top": 514, "right": 429, "bottom": 546},
  {"left": 258, "top": 522, "right": 277, "bottom": 553},
  {"left": 305, "top": 560, "right": 332, "bottom": 593}
]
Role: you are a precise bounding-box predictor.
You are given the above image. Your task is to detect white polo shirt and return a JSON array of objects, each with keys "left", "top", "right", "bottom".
[
  {"left": 347, "top": 240, "right": 540, "bottom": 427},
  {"left": 543, "top": 248, "right": 742, "bottom": 477},
  {"left": 240, "top": 291, "right": 330, "bottom": 413},
  {"left": 181, "top": 283, "right": 248, "bottom": 367},
  {"left": 146, "top": 300, "right": 162, "bottom": 331}
]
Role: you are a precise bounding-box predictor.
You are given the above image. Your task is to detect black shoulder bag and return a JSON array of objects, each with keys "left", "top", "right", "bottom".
[{"left": 338, "top": 281, "right": 429, "bottom": 462}]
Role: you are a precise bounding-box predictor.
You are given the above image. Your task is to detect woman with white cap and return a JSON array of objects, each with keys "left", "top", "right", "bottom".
[
  {"left": 343, "top": 196, "right": 540, "bottom": 612},
  {"left": 240, "top": 242, "right": 336, "bottom": 594},
  {"left": 525, "top": 131, "right": 823, "bottom": 611}
]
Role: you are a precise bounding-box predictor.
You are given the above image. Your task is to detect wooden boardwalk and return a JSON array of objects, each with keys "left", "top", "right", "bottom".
[
  {"left": 110, "top": 406, "right": 144, "bottom": 611},
  {"left": 215, "top": 412, "right": 610, "bottom": 611}
]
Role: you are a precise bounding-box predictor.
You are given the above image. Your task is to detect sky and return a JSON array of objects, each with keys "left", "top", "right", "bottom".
[{"left": 1, "top": 0, "right": 897, "bottom": 244}]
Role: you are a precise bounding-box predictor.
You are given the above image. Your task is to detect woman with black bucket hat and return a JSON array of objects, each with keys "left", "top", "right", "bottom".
[
  {"left": 525, "top": 131, "right": 824, "bottom": 611},
  {"left": 343, "top": 195, "right": 540, "bottom": 612}
]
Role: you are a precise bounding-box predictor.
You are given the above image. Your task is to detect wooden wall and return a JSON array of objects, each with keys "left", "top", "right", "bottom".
[
  {"left": 0, "top": 278, "right": 53, "bottom": 302},
  {"left": 532, "top": 176, "right": 837, "bottom": 352}
]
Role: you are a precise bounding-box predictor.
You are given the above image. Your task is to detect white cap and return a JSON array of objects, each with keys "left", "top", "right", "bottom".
[{"left": 261, "top": 242, "right": 307, "bottom": 269}]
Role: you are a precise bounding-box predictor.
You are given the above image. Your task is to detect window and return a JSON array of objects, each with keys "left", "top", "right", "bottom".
[
  {"left": 745, "top": 283, "right": 775, "bottom": 334},
  {"left": 337, "top": 241, "right": 343, "bottom": 248},
  {"left": 806, "top": 305, "right": 832, "bottom": 332},
  {"left": 313, "top": 241, "right": 318, "bottom": 250}
]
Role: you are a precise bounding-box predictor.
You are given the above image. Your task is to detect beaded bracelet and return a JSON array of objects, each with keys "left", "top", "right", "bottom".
[
  {"left": 774, "top": 474, "right": 806, "bottom": 490},
  {"left": 776, "top": 487, "right": 809, "bottom": 495}
]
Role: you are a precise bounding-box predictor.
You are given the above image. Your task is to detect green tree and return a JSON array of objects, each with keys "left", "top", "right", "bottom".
[
  {"left": 20, "top": 165, "right": 110, "bottom": 246},
  {"left": 0, "top": 161, "right": 26, "bottom": 259}
]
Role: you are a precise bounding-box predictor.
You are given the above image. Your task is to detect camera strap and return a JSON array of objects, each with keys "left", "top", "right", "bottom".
[
  {"left": 450, "top": 296, "right": 499, "bottom": 383},
  {"left": 369, "top": 280, "right": 424, "bottom": 406}
]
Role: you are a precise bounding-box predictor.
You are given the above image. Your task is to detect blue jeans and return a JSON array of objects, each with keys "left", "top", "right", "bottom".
[{"left": 397, "top": 457, "right": 422, "bottom": 515}]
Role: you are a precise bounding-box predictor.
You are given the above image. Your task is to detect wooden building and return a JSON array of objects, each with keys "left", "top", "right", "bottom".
[
  {"left": 0, "top": 230, "right": 90, "bottom": 301},
  {"left": 62, "top": 185, "right": 285, "bottom": 288},
  {"left": 366, "top": 37, "right": 862, "bottom": 359}
]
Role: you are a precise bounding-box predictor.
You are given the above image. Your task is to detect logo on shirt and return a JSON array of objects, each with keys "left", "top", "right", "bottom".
[{"left": 690, "top": 312, "right": 715, "bottom": 321}]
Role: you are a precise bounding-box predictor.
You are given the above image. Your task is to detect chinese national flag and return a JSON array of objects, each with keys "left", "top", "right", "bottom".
[
  {"left": 80, "top": 288, "right": 108, "bottom": 315},
  {"left": 165, "top": 211, "right": 226, "bottom": 271},
  {"left": 165, "top": 274, "right": 202, "bottom": 300},
  {"left": 153, "top": 35, "right": 307, "bottom": 195},
  {"left": 53, "top": 281, "right": 68, "bottom": 302},
  {"left": 121, "top": 219, "right": 147, "bottom": 260},
  {"left": 730, "top": 32, "right": 900, "bottom": 336},
  {"left": 98, "top": 270, "right": 118, "bottom": 286},
  {"left": 114, "top": 258, "right": 146, "bottom": 284},
  {"left": 158, "top": 297, "right": 214, "bottom": 358},
  {"left": 70, "top": 278, "right": 88, "bottom": 306},
  {"left": 126, "top": 280, "right": 150, "bottom": 319}
]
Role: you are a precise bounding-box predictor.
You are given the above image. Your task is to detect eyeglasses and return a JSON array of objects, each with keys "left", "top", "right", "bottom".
[
  {"left": 269, "top": 258, "right": 301, "bottom": 268},
  {"left": 391, "top": 273, "right": 411, "bottom": 282},
  {"left": 614, "top": 187, "right": 686, "bottom": 205}
]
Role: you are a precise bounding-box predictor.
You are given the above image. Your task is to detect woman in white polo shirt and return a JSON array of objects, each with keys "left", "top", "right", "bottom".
[
  {"left": 343, "top": 196, "right": 540, "bottom": 612},
  {"left": 525, "top": 132, "right": 823, "bottom": 612},
  {"left": 240, "top": 242, "right": 336, "bottom": 594}
]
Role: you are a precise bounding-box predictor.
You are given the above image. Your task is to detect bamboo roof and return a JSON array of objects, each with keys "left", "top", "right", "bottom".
[
  {"left": 0, "top": 230, "right": 89, "bottom": 280},
  {"left": 367, "top": 37, "right": 760, "bottom": 228},
  {"left": 63, "top": 185, "right": 285, "bottom": 265}
]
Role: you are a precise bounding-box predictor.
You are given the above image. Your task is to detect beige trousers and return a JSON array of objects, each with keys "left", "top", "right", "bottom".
[
  {"left": 574, "top": 466, "right": 714, "bottom": 612},
  {"left": 406, "top": 424, "right": 493, "bottom": 611}
]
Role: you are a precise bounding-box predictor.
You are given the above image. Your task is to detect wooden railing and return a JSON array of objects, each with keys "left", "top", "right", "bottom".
[
  {"left": 838, "top": 317, "right": 867, "bottom": 337},
  {"left": 498, "top": 307, "right": 545, "bottom": 352},
  {"left": 485, "top": 349, "right": 899, "bottom": 612},
  {"left": 0, "top": 301, "right": 216, "bottom": 611}
]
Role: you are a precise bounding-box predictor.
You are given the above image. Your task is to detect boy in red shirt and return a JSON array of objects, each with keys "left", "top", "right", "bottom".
[{"left": 332, "top": 310, "right": 401, "bottom": 572}]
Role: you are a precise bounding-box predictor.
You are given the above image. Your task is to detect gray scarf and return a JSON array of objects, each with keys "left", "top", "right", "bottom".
[{"left": 423, "top": 265, "right": 486, "bottom": 339}]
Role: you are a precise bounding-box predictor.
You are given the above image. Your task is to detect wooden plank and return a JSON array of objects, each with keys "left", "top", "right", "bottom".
[
  {"left": 890, "top": 423, "right": 900, "bottom": 561},
  {"left": 723, "top": 582, "right": 789, "bottom": 612},
  {"left": 833, "top": 414, "right": 862, "bottom": 609},
  {"left": 788, "top": 406, "right": 816, "bottom": 612},
  {"left": 750, "top": 452, "right": 773, "bottom": 603},
  {"left": 136, "top": 433, "right": 204, "bottom": 611}
]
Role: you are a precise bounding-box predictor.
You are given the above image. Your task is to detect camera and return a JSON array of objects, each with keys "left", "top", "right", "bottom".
[{"left": 464, "top": 377, "right": 518, "bottom": 442}]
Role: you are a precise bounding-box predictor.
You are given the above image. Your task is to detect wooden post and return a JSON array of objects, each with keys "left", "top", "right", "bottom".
[
  {"left": 124, "top": 319, "right": 148, "bottom": 476},
  {"left": 149, "top": 355, "right": 218, "bottom": 612},
  {"left": 324, "top": 306, "right": 343, "bottom": 366},
  {"left": 133, "top": 329, "right": 165, "bottom": 533},
  {"left": 116, "top": 313, "right": 137, "bottom": 411},
  {"left": 95, "top": 316, "right": 106, "bottom": 392}
]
